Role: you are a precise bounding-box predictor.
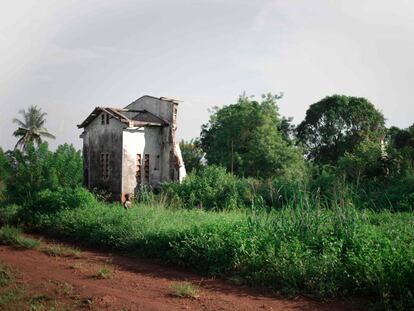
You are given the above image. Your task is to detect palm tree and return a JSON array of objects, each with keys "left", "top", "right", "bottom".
[{"left": 13, "top": 105, "right": 56, "bottom": 150}]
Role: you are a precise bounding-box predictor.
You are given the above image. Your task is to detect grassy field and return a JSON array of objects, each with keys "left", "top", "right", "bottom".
[{"left": 1, "top": 200, "right": 413, "bottom": 310}]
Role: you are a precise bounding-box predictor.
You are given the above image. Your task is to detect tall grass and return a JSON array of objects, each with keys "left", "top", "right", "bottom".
[{"left": 1, "top": 193, "right": 410, "bottom": 310}]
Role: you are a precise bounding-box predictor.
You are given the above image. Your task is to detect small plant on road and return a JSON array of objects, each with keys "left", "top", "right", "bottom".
[
  {"left": 170, "top": 282, "right": 199, "bottom": 298},
  {"left": 42, "top": 244, "right": 81, "bottom": 258},
  {"left": 96, "top": 265, "right": 112, "bottom": 279}
]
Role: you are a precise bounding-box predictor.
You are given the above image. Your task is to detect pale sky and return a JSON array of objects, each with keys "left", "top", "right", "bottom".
[{"left": 1, "top": 0, "right": 414, "bottom": 150}]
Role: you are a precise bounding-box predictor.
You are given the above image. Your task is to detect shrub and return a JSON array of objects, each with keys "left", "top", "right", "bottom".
[
  {"left": 161, "top": 165, "right": 254, "bottom": 210},
  {"left": 0, "top": 205, "right": 21, "bottom": 226},
  {"left": 25, "top": 187, "right": 96, "bottom": 214},
  {"left": 4, "top": 143, "right": 82, "bottom": 205},
  {"left": 0, "top": 226, "right": 40, "bottom": 249}
]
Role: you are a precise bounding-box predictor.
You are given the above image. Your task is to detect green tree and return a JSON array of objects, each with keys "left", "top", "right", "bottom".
[
  {"left": 200, "top": 93, "right": 305, "bottom": 179},
  {"left": 6, "top": 143, "right": 82, "bottom": 204},
  {"left": 179, "top": 139, "right": 204, "bottom": 173},
  {"left": 13, "top": 105, "right": 56, "bottom": 151},
  {"left": 338, "top": 140, "right": 383, "bottom": 184},
  {"left": 278, "top": 116, "right": 296, "bottom": 145},
  {"left": 52, "top": 144, "right": 83, "bottom": 188},
  {"left": 7, "top": 143, "right": 58, "bottom": 204},
  {"left": 297, "top": 95, "right": 385, "bottom": 164},
  {"left": 386, "top": 125, "right": 414, "bottom": 174},
  {"left": 0, "top": 148, "right": 12, "bottom": 202}
]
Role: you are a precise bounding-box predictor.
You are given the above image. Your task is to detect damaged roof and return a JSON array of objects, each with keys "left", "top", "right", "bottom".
[{"left": 77, "top": 107, "right": 169, "bottom": 129}]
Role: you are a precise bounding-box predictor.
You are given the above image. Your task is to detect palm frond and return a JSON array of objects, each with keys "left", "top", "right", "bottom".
[
  {"left": 13, "top": 127, "right": 28, "bottom": 137},
  {"left": 12, "top": 118, "right": 27, "bottom": 128},
  {"left": 13, "top": 105, "right": 55, "bottom": 151},
  {"left": 14, "top": 136, "right": 26, "bottom": 150},
  {"left": 38, "top": 130, "right": 56, "bottom": 139}
]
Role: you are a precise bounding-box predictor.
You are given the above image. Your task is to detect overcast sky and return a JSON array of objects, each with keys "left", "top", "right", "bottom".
[{"left": 1, "top": 0, "right": 414, "bottom": 150}]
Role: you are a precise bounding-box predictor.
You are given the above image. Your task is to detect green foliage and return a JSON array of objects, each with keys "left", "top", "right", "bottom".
[
  {"left": 41, "top": 244, "right": 81, "bottom": 258},
  {"left": 5, "top": 143, "right": 82, "bottom": 205},
  {"left": 338, "top": 140, "right": 384, "bottom": 182},
  {"left": 52, "top": 144, "right": 83, "bottom": 188},
  {"left": 200, "top": 93, "right": 305, "bottom": 179},
  {"left": 170, "top": 282, "right": 199, "bottom": 298},
  {"left": 0, "top": 263, "right": 14, "bottom": 287},
  {"left": 25, "top": 187, "right": 96, "bottom": 215},
  {"left": 0, "top": 226, "right": 40, "bottom": 249},
  {"left": 95, "top": 265, "right": 113, "bottom": 279},
  {"left": 0, "top": 149, "right": 11, "bottom": 203},
  {"left": 12, "top": 105, "right": 55, "bottom": 151},
  {"left": 161, "top": 165, "right": 256, "bottom": 210},
  {"left": 2, "top": 198, "right": 412, "bottom": 310},
  {"left": 386, "top": 125, "right": 414, "bottom": 174},
  {"left": 6, "top": 143, "right": 57, "bottom": 204},
  {"left": 297, "top": 95, "right": 386, "bottom": 164},
  {"left": 0, "top": 205, "right": 21, "bottom": 226},
  {"left": 179, "top": 139, "right": 204, "bottom": 173}
]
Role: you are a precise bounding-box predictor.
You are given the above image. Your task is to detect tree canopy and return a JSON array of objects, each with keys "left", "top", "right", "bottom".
[
  {"left": 179, "top": 139, "right": 204, "bottom": 173},
  {"left": 296, "top": 95, "right": 386, "bottom": 164},
  {"left": 200, "top": 93, "right": 305, "bottom": 179},
  {"left": 13, "top": 105, "right": 55, "bottom": 151}
]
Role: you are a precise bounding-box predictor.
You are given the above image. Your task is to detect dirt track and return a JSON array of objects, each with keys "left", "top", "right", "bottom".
[{"left": 0, "top": 236, "right": 361, "bottom": 310}]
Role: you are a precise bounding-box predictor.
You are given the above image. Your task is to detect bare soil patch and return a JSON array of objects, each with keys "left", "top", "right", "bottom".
[{"left": 0, "top": 235, "right": 362, "bottom": 310}]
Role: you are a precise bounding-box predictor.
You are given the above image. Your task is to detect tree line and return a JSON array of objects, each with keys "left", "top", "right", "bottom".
[
  {"left": 1, "top": 94, "right": 414, "bottom": 211},
  {"left": 181, "top": 93, "right": 413, "bottom": 180}
]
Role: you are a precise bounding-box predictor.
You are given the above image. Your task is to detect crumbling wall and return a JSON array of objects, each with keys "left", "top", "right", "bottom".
[{"left": 83, "top": 113, "right": 123, "bottom": 199}]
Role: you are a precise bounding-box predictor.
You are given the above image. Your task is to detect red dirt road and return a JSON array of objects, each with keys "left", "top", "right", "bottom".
[{"left": 0, "top": 237, "right": 361, "bottom": 311}]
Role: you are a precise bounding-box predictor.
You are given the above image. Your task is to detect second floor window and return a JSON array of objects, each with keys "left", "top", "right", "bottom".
[{"left": 101, "top": 113, "right": 110, "bottom": 125}]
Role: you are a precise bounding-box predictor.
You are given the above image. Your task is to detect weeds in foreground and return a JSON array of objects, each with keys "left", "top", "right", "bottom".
[
  {"left": 0, "top": 262, "right": 73, "bottom": 311},
  {"left": 0, "top": 263, "right": 14, "bottom": 287},
  {"left": 41, "top": 244, "right": 81, "bottom": 258},
  {"left": 95, "top": 265, "right": 113, "bottom": 279},
  {"left": 48, "top": 280, "right": 74, "bottom": 297},
  {"left": 170, "top": 282, "right": 200, "bottom": 298},
  {"left": 70, "top": 262, "right": 83, "bottom": 270},
  {"left": 0, "top": 226, "right": 40, "bottom": 249}
]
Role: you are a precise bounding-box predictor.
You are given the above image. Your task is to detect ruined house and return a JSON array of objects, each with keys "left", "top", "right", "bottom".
[{"left": 77, "top": 95, "right": 186, "bottom": 202}]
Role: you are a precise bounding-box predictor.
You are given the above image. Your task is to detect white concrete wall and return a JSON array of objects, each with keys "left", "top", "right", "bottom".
[{"left": 122, "top": 126, "right": 164, "bottom": 196}]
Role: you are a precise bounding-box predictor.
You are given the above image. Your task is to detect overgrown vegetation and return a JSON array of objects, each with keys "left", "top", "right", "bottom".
[
  {"left": 0, "top": 226, "right": 40, "bottom": 249},
  {"left": 1, "top": 94, "right": 413, "bottom": 310},
  {"left": 0, "top": 193, "right": 412, "bottom": 310}
]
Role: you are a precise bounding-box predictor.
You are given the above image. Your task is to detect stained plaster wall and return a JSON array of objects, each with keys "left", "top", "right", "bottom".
[
  {"left": 124, "top": 96, "right": 186, "bottom": 182},
  {"left": 82, "top": 112, "right": 123, "bottom": 197}
]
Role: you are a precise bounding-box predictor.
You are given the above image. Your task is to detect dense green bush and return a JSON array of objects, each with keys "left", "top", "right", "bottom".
[
  {"left": 25, "top": 187, "right": 96, "bottom": 214},
  {"left": 4, "top": 143, "right": 82, "bottom": 204},
  {"left": 161, "top": 165, "right": 255, "bottom": 210},
  {"left": 161, "top": 165, "right": 312, "bottom": 211}
]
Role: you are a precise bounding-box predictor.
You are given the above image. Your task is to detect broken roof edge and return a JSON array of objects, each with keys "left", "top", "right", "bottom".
[
  {"left": 127, "top": 95, "right": 182, "bottom": 107},
  {"left": 77, "top": 107, "right": 130, "bottom": 129},
  {"left": 77, "top": 107, "right": 169, "bottom": 129}
]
